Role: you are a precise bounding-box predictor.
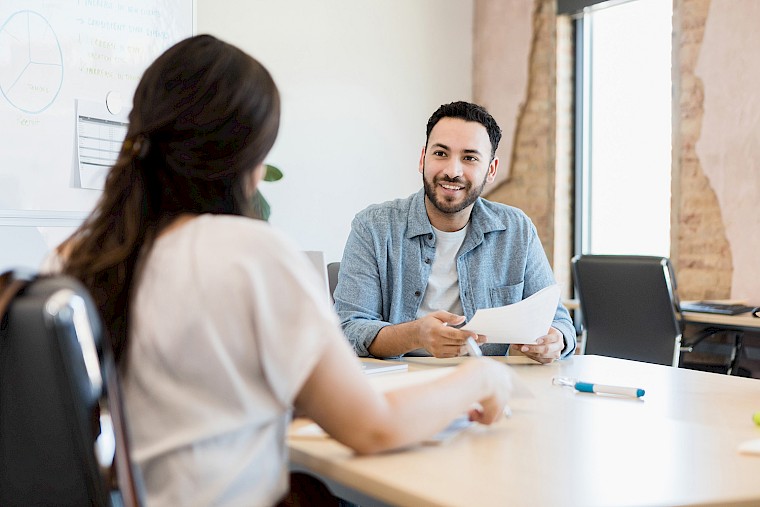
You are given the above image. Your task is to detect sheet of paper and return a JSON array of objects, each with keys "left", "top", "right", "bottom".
[
  {"left": 461, "top": 284, "right": 561, "bottom": 344},
  {"left": 361, "top": 361, "right": 409, "bottom": 375},
  {"left": 366, "top": 367, "right": 453, "bottom": 392},
  {"left": 76, "top": 98, "right": 129, "bottom": 190}
]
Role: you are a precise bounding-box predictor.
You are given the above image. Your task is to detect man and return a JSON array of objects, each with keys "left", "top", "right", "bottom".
[{"left": 334, "top": 101, "right": 575, "bottom": 362}]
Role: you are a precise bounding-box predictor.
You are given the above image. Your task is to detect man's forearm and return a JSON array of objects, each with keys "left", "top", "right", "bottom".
[{"left": 368, "top": 321, "right": 421, "bottom": 358}]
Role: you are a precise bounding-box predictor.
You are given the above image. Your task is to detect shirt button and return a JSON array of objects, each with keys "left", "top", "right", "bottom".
[
  {"left": 428, "top": 234, "right": 433, "bottom": 240},
  {"left": 424, "top": 258, "right": 431, "bottom": 264},
  {"left": 414, "top": 290, "right": 421, "bottom": 297}
]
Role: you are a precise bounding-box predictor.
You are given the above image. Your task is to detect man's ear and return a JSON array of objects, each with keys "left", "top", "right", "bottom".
[
  {"left": 418, "top": 146, "right": 426, "bottom": 174},
  {"left": 486, "top": 156, "right": 499, "bottom": 183}
]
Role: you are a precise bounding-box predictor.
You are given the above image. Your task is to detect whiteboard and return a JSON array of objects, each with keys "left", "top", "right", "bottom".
[{"left": 0, "top": 0, "right": 195, "bottom": 217}]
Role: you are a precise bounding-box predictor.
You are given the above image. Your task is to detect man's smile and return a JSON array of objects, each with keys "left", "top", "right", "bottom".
[{"left": 439, "top": 182, "right": 464, "bottom": 192}]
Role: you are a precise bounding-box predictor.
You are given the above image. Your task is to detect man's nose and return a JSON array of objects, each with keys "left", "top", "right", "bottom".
[{"left": 444, "top": 159, "right": 464, "bottom": 179}]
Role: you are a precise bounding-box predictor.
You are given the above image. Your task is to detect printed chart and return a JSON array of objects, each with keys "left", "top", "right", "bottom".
[{"left": 76, "top": 99, "right": 128, "bottom": 190}]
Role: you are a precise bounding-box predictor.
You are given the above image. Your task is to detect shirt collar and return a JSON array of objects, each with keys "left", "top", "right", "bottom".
[
  {"left": 407, "top": 189, "right": 434, "bottom": 239},
  {"left": 406, "top": 188, "right": 508, "bottom": 240}
]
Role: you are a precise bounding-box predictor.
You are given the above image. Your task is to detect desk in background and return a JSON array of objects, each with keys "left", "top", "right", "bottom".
[
  {"left": 681, "top": 310, "right": 760, "bottom": 332},
  {"left": 564, "top": 297, "right": 760, "bottom": 332},
  {"left": 289, "top": 355, "right": 760, "bottom": 507}
]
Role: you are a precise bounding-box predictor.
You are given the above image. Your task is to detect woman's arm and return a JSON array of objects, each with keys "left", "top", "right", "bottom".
[{"left": 294, "top": 336, "right": 513, "bottom": 455}]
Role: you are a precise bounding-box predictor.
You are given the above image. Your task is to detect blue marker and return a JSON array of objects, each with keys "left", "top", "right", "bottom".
[
  {"left": 553, "top": 377, "right": 645, "bottom": 398},
  {"left": 575, "top": 381, "right": 645, "bottom": 398}
]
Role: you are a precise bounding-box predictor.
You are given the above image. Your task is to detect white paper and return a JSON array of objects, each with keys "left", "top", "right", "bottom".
[
  {"left": 366, "top": 367, "right": 453, "bottom": 392},
  {"left": 76, "top": 98, "right": 129, "bottom": 189},
  {"left": 361, "top": 361, "right": 408, "bottom": 375},
  {"left": 461, "top": 284, "right": 561, "bottom": 344}
]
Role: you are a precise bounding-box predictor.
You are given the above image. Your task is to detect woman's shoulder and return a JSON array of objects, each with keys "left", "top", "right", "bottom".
[
  {"left": 190, "top": 214, "right": 305, "bottom": 266},
  {"left": 192, "top": 214, "right": 291, "bottom": 246},
  {"left": 195, "top": 213, "right": 273, "bottom": 232},
  {"left": 149, "top": 214, "right": 295, "bottom": 267}
]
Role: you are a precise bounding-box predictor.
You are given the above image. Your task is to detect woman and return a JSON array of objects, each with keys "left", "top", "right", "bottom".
[{"left": 58, "top": 34, "right": 513, "bottom": 506}]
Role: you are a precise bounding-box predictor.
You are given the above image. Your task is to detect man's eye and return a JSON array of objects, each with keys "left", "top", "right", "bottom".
[
  {"left": 433, "top": 151, "right": 447, "bottom": 157},
  {"left": 464, "top": 156, "right": 478, "bottom": 162}
]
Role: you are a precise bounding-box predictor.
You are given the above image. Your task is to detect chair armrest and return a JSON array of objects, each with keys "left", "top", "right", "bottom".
[{"left": 680, "top": 327, "right": 724, "bottom": 353}]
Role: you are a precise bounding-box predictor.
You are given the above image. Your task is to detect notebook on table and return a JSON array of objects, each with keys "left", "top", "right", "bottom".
[{"left": 361, "top": 361, "right": 408, "bottom": 375}]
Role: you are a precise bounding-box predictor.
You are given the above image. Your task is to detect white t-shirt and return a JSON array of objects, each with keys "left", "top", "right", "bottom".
[
  {"left": 407, "top": 225, "right": 468, "bottom": 356},
  {"left": 122, "top": 214, "right": 344, "bottom": 507},
  {"left": 416, "top": 225, "right": 468, "bottom": 319}
]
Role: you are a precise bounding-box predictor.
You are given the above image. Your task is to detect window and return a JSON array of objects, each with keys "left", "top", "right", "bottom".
[{"left": 572, "top": 0, "right": 673, "bottom": 256}]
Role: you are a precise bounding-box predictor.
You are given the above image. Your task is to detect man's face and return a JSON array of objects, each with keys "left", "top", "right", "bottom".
[{"left": 420, "top": 117, "right": 498, "bottom": 214}]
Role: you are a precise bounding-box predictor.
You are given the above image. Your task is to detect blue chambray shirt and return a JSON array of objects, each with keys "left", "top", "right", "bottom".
[{"left": 334, "top": 189, "right": 576, "bottom": 358}]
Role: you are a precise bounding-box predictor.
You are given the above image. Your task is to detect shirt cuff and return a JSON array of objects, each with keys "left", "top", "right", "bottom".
[{"left": 344, "top": 320, "right": 393, "bottom": 357}]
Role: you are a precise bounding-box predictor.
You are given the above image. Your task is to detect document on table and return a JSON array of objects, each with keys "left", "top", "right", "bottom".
[{"left": 461, "top": 284, "right": 561, "bottom": 344}]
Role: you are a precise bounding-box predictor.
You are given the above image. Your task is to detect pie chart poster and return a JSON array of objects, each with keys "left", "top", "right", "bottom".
[{"left": 0, "top": 0, "right": 194, "bottom": 214}]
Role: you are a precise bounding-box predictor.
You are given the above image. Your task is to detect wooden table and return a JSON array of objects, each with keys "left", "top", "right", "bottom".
[{"left": 288, "top": 355, "right": 760, "bottom": 507}]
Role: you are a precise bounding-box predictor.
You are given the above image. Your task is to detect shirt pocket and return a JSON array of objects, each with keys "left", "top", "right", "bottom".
[{"left": 488, "top": 282, "right": 524, "bottom": 307}]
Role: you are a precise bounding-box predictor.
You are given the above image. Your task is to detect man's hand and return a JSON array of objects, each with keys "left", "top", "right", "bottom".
[
  {"left": 416, "top": 311, "right": 486, "bottom": 358},
  {"left": 517, "top": 327, "right": 564, "bottom": 364}
]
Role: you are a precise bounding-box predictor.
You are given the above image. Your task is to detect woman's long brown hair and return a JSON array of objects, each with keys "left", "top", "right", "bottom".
[{"left": 60, "top": 35, "right": 280, "bottom": 368}]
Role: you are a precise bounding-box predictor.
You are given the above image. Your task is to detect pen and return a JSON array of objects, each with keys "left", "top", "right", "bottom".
[
  {"left": 465, "top": 336, "right": 483, "bottom": 357},
  {"left": 574, "top": 381, "right": 645, "bottom": 398},
  {"left": 553, "top": 376, "right": 645, "bottom": 398}
]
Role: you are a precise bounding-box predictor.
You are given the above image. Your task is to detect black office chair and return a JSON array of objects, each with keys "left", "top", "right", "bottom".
[
  {"left": 571, "top": 255, "right": 688, "bottom": 366},
  {"left": 571, "top": 255, "right": 733, "bottom": 370},
  {"left": 327, "top": 261, "right": 341, "bottom": 304},
  {"left": 0, "top": 270, "right": 142, "bottom": 506}
]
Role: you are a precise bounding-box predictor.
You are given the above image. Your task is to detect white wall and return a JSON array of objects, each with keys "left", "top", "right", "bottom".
[
  {"left": 0, "top": 1, "right": 473, "bottom": 272},
  {"left": 197, "top": 0, "right": 474, "bottom": 263}
]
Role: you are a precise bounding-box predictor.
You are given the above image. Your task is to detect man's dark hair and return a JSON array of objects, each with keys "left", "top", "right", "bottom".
[{"left": 425, "top": 101, "right": 502, "bottom": 159}]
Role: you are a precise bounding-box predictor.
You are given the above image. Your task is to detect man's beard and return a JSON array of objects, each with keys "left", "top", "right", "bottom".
[{"left": 422, "top": 167, "right": 488, "bottom": 214}]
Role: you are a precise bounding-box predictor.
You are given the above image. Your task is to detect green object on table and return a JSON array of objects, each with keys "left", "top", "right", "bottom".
[{"left": 753, "top": 411, "right": 760, "bottom": 426}]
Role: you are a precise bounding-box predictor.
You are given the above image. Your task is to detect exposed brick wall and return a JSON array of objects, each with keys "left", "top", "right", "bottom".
[
  {"left": 473, "top": 0, "right": 736, "bottom": 300},
  {"left": 554, "top": 15, "right": 575, "bottom": 294},
  {"left": 672, "top": 0, "right": 733, "bottom": 299},
  {"left": 472, "top": 0, "right": 531, "bottom": 188},
  {"left": 474, "top": 0, "right": 557, "bottom": 265}
]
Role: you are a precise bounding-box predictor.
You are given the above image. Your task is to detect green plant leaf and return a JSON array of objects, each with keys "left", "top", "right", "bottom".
[
  {"left": 264, "top": 164, "right": 283, "bottom": 182},
  {"left": 251, "top": 165, "right": 282, "bottom": 221},
  {"left": 250, "top": 189, "right": 271, "bottom": 221}
]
